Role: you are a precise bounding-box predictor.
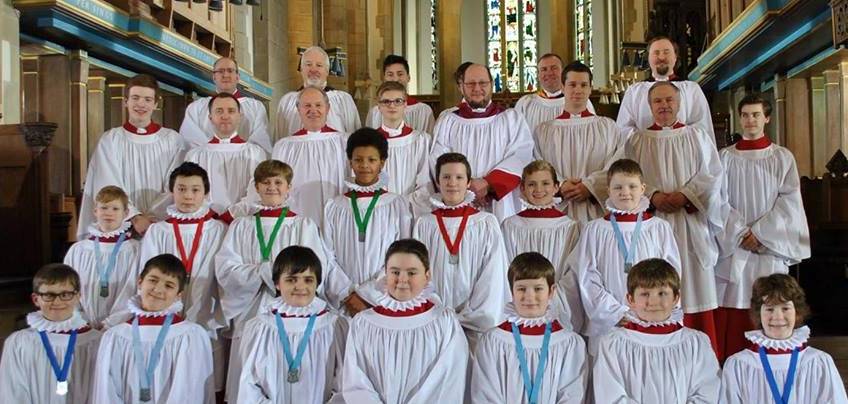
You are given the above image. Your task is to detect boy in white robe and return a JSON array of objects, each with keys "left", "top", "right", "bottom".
[
  {"left": 365, "top": 54, "right": 436, "bottom": 133},
  {"left": 502, "top": 161, "right": 581, "bottom": 332},
  {"left": 623, "top": 81, "right": 725, "bottom": 351},
  {"left": 238, "top": 245, "right": 347, "bottom": 404},
  {"left": 93, "top": 254, "right": 214, "bottom": 403},
  {"left": 714, "top": 95, "right": 811, "bottom": 363},
  {"left": 412, "top": 152, "right": 510, "bottom": 342},
  {"left": 324, "top": 128, "right": 413, "bottom": 316},
  {"left": 64, "top": 186, "right": 140, "bottom": 328},
  {"left": 514, "top": 53, "right": 595, "bottom": 133},
  {"left": 720, "top": 274, "right": 847, "bottom": 404},
  {"left": 215, "top": 160, "right": 350, "bottom": 400},
  {"left": 429, "top": 63, "right": 534, "bottom": 222},
  {"left": 185, "top": 93, "right": 267, "bottom": 214},
  {"left": 0, "top": 264, "right": 101, "bottom": 403},
  {"left": 594, "top": 258, "right": 720, "bottom": 403},
  {"left": 335, "top": 239, "right": 469, "bottom": 403},
  {"left": 179, "top": 57, "right": 272, "bottom": 152},
  {"left": 472, "top": 252, "right": 587, "bottom": 403},
  {"left": 533, "top": 61, "right": 626, "bottom": 223},
  {"left": 78, "top": 74, "right": 185, "bottom": 238},
  {"left": 275, "top": 46, "right": 360, "bottom": 139},
  {"left": 272, "top": 86, "right": 347, "bottom": 228}
]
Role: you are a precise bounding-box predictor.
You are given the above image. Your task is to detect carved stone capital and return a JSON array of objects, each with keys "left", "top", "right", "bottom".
[{"left": 20, "top": 122, "right": 58, "bottom": 155}]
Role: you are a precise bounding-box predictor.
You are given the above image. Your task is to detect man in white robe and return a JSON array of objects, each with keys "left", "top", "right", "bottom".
[
  {"left": 429, "top": 63, "right": 534, "bottom": 222},
  {"left": 78, "top": 74, "right": 184, "bottom": 238},
  {"left": 275, "top": 46, "right": 360, "bottom": 139},
  {"left": 617, "top": 36, "right": 715, "bottom": 142},
  {"left": 179, "top": 57, "right": 272, "bottom": 152},
  {"left": 365, "top": 54, "right": 436, "bottom": 133},
  {"left": 515, "top": 53, "right": 595, "bottom": 133}
]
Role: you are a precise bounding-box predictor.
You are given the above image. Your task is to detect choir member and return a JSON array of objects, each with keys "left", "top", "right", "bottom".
[
  {"left": 515, "top": 53, "right": 595, "bottom": 133},
  {"left": 365, "top": 54, "right": 436, "bottom": 133}
]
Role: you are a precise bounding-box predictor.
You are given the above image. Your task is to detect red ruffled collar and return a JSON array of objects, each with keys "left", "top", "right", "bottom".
[
  {"left": 129, "top": 314, "right": 185, "bottom": 326},
  {"left": 498, "top": 320, "right": 564, "bottom": 335},
  {"left": 556, "top": 110, "right": 594, "bottom": 119},
  {"left": 257, "top": 208, "right": 297, "bottom": 218},
  {"left": 647, "top": 121, "right": 685, "bottom": 130},
  {"left": 52, "top": 326, "right": 93, "bottom": 335},
  {"left": 517, "top": 207, "right": 565, "bottom": 218},
  {"left": 604, "top": 211, "right": 653, "bottom": 222},
  {"left": 123, "top": 121, "right": 162, "bottom": 135},
  {"left": 166, "top": 210, "right": 218, "bottom": 224},
  {"left": 292, "top": 125, "right": 338, "bottom": 136},
  {"left": 454, "top": 102, "right": 506, "bottom": 119},
  {"left": 735, "top": 136, "right": 772, "bottom": 150},
  {"left": 748, "top": 343, "right": 808, "bottom": 355},
  {"left": 373, "top": 300, "right": 435, "bottom": 317},
  {"left": 432, "top": 205, "right": 480, "bottom": 217},
  {"left": 623, "top": 321, "right": 683, "bottom": 334}
]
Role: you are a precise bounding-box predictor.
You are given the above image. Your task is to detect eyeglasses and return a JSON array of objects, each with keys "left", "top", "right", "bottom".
[
  {"left": 213, "top": 68, "right": 237, "bottom": 75},
  {"left": 462, "top": 81, "right": 491, "bottom": 88},
  {"left": 378, "top": 98, "right": 406, "bottom": 107},
  {"left": 34, "top": 291, "right": 78, "bottom": 302}
]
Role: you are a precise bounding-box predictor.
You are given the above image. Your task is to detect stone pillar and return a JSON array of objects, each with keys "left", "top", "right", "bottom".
[
  {"left": 784, "top": 77, "right": 812, "bottom": 177},
  {"left": 436, "top": 0, "right": 462, "bottom": 112},
  {"left": 233, "top": 4, "right": 254, "bottom": 74},
  {"left": 0, "top": 0, "right": 21, "bottom": 124},
  {"left": 823, "top": 69, "right": 842, "bottom": 160},
  {"left": 87, "top": 76, "right": 106, "bottom": 160},
  {"left": 840, "top": 61, "right": 848, "bottom": 152},
  {"left": 108, "top": 81, "right": 126, "bottom": 129},
  {"left": 68, "top": 50, "right": 89, "bottom": 192},
  {"left": 772, "top": 74, "right": 786, "bottom": 146},
  {"left": 810, "top": 76, "right": 826, "bottom": 176},
  {"left": 38, "top": 54, "right": 72, "bottom": 195},
  {"left": 551, "top": 0, "right": 575, "bottom": 60}
]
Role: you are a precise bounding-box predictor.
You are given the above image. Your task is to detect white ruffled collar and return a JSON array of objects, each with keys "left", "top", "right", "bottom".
[
  {"left": 87, "top": 220, "right": 132, "bottom": 238},
  {"left": 624, "top": 307, "right": 684, "bottom": 327},
  {"left": 166, "top": 203, "right": 211, "bottom": 220},
  {"left": 253, "top": 202, "right": 288, "bottom": 211},
  {"left": 745, "top": 326, "right": 810, "bottom": 350},
  {"left": 605, "top": 196, "right": 651, "bottom": 215},
  {"left": 380, "top": 122, "right": 407, "bottom": 137},
  {"left": 374, "top": 282, "right": 434, "bottom": 311},
  {"left": 520, "top": 197, "right": 562, "bottom": 211},
  {"left": 345, "top": 177, "right": 387, "bottom": 193},
  {"left": 127, "top": 295, "right": 184, "bottom": 318},
  {"left": 265, "top": 296, "right": 327, "bottom": 316},
  {"left": 26, "top": 310, "right": 88, "bottom": 333},
  {"left": 503, "top": 302, "right": 555, "bottom": 327},
  {"left": 430, "top": 191, "right": 476, "bottom": 210}
]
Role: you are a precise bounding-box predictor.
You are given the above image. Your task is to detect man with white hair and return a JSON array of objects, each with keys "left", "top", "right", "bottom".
[
  {"left": 514, "top": 53, "right": 595, "bottom": 133},
  {"left": 274, "top": 46, "right": 360, "bottom": 139}
]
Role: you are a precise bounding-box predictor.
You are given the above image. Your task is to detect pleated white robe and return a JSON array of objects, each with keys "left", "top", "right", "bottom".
[
  {"left": 533, "top": 115, "right": 627, "bottom": 223},
  {"left": 715, "top": 143, "right": 811, "bottom": 308},
  {"left": 617, "top": 80, "right": 715, "bottom": 142},
  {"left": 274, "top": 89, "right": 361, "bottom": 139},
  {"left": 78, "top": 125, "right": 185, "bottom": 238},
  {"left": 594, "top": 326, "right": 720, "bottom": 403},
  {"left": 365, "top": 101, "right": 436, "bottom": 134},
  {"left": 514, "top": 93, "right": 596, "bottom": 133},
  {"left": 323, "top": 191, "right": 413, "bottom": 305},
  {"left": 185, "top": 140, "right": 267, "bottom": 215},
  {"left": 179, "top": 94, "right": 272, "bottom": 152},
  {"left": 624, "top": 125, "right": 724, "bottom": 312},
  {"left": 380, "top": 128, "right": 432, "bottom": 197}
]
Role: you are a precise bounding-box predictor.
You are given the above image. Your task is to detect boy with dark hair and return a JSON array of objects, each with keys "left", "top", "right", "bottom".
[{"left": 365, "top": 54, "right": 435, "bottom": 133}]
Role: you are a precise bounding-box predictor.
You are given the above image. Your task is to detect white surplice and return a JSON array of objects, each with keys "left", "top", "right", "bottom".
[
  {"left": 184, "top": 137, "right": 267, "bottom": 215},
  {"left": 377, "top": 124, "right": 432, "bottom": 197},
  {"left": 274, "top": 89, "right": 361, "bottom": 140},
  {"left": 179, "top": 93, "right": 272, "bottom": 152},
  {"left": 365, "top": 100, "right": 436, "bottom": 134},
  {"left": 514, "top": 91, "right": 596, "bottom": 133},
  {"left": 617, "top": 79, "right": 715, "bottom": 142}
]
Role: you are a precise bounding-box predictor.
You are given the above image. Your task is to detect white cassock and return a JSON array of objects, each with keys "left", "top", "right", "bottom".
[
  {"left": 237, "top": 297, "right": 347, "bottom": 404},
  {"left": 179, "top": 91, "right": 272, "bottom": 152},
  {"left": 429, "top": 103, "right": 534, "bottom": 222},
  {"left": 715, "top": 140, "right": 811, "bottom": 309},
  {"left": 272, "top": 127, "right": 347, "bottom": 227},
  {"left": 471, "top": 303, "right": 588, "bottom": 404},
  {"left": 617, "top": 78, "right": 715, "bottom": 142},
  {"left": 92, "top": 298, "right": 214, "bottom": 404},
  {"left": 624, "top": 123, "right": 724, "bottom": 313},
  {"left": 63, "top": 222, "right": 140, "bottom": 328},
  {"left": 334, "top": 289, "right": 469, "bottom": 404},
  {"left": 78, "top": 122, "right": 184, "bottom": 238},
  {"left": 720, "top": 327, "right": 848, "bottom": 404},
  {"left": 274, "top": 88, "right": 361, "bottom": 139},
  {"left": 323, "top": 182, "right": 413, "bottom": 305},
  {"left": 501, "top": 204, "right": 581, "bottom": 332},
  {"left": 572, "top": 197, "right": 681, "bottom": 343},
  {"left": 412, "top": 193, "right": 510, "bottom": 334},
  {"left": 533, "top": 111, "right": 626, "bottom": 223},
  {"left": 214, "top": 205, "right": 351, "bottom": 400},
  {"left": 0, "top": 311, "right": 100, "bottom": 404},
  {"left": 365, "top": 98, "right": 436, "bottom": 134},
  {"left": 514, "top": 90, "right": 596, "bottom": 133},
  {"left": 184, "top": 135, "right": 267, "bottom": 214},
  {"left": 594, "top": 310, "right": 721, "bottom": 403},
  {"left": 376, "top": 124, "right": 432, "bottom": 197}
]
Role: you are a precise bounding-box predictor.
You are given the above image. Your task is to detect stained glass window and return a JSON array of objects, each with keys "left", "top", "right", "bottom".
[
  {"left": 487, "top": 0, "right": 538, "bottom": 92},
  {"left": 575, "top": 0, "right": 593, "bottom": 68}
]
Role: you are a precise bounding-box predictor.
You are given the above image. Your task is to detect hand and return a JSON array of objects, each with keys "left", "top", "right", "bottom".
[
  {"left": 651, "top": 192, "right": 674, "bottom": 213},
  {"left": 343, "top": 292, "right": 371, "bottom": 316},
  {"left": 667, "top": 192, "right": 690, "bottom": 210},
  {"left": 740, "top": 230, "right": 763, "bottom": 252},
  {"left": 130, "top": 214, "right": 153, "bottom": 235},
  {"left": 469, "top": 178, "right": 490, "bottom": 204},
  {"left": 561, "top": 178, "right": 591, "bottom": 202},
  {"left": 616, "top": 317, "right": 630, "bottom": 327}
]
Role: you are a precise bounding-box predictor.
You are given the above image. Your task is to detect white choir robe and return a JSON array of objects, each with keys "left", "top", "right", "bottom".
[
  {"left": 78, "top": 123, "right": 185, "bottom": 238},
  {"left": 184, "top": 138, "right": 267, "bottom": 214},
  {"left": 365, "top": 99, "right": 436, "bottom": 134},
  {"left": 271, "top": 128, "right": 347, "bottom": 227},
  {"left": 471, "top": 320, "right": 587, "bottom": 404},
  {"left": 594, "top": 325, "right": 720, "bottom": 403},
  {"left": 514, "top": 92, "right": 596, "bottom": 133},
  {"left": 274, "top": 89, "right": 361, "bottom": 139},
  {"left": 624, "top": 124, "right": 725, "bottom": 313},
  {"left": 617, "top": 79, "right": 715, "bottom": 142},
  {"left": 533, "top": 113, "right": 626, "bottom": 223},
  {"left": 323, "top": 191, "right": 413, "bottom": 305},
  {"left": 0, "top": 312, "right": 101, "bottom": 404},
  {"left": 92, "top": 312, "right": 214, "bottom": 403},
  {"left": 429, "top": 106, "right": 534, "bottom": 222},
  {"left": 412, "top": 203, "right": 510, "bottom": 333},
  {"left": 715, "top": 142, "right": 811, "bottom": 308},
  {"left": 179, "top": 92, "right": 273, "bottom": 152},
  {"left": 237, "top": 298, "right": 347, "bottom": 404},
  {"left": 378, "top": 125, "right": 432, "bottom": 197},
  {"left": 501, "top": 207, "right": 581, "bottom": 331},
  {"left": 63, "top": 226, "right": 140, "bottom": 328},
  {"left": 336, "top": 300, "right": 469, "bottom": 403}
]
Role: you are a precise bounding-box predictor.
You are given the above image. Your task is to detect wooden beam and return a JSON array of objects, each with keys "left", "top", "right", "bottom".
[{"left": 436, "top": 0, "right": 462, "bottom": 110}]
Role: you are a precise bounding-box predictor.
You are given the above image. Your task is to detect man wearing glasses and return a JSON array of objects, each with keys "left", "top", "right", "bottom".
[{"left": 180, "top": 57, "right": 272, "bottom": 153}]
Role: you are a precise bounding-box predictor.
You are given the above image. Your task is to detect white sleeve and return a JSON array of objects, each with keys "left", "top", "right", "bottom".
[
  {"left": 405, "top": 319, "right": 469, "bottom": 403},
  {"left": 338, "top": 326, "right": 386, "bottom": 404},
  {"left": 236, "top": 321, "right": 274, "bottom": 404},
  {"left": 214, "top": 225, "right": 273, "bottom": 324},
  {"left": 458, "top": 223, "right": 509, "bottom": 332},
  {"left": 686, "top": 333, "right": 721, "bottom": 403},
  {"left": 178, "top": 101, "right": 212, "bottom": 148},
  {"left": 615, "top": 87, "right": 640, "bottom": 139},
  {"left": 247, "top": 104, "right": 273, "bottom": 153},
  {"left": 0, "top": 334, "right": 30, "bottom": 403},
  {"left": 593, "top": 337, "right": 639, "bottom": 404},
  {"left": 91, "top": 332, "right": 124, "bottom": 404}
]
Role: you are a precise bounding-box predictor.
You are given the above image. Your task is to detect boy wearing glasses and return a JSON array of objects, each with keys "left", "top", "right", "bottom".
[
  {"left": 365, "top": 54, "right": 435, "bottom": 133},
  {"left": 0, "top": 264, "right": 102, "bottom": 403}
]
